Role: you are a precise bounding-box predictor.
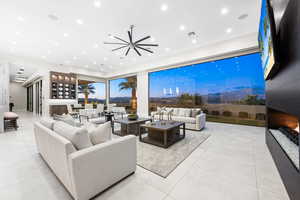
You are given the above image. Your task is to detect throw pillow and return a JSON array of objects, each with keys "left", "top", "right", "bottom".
[
  {"left": 184, "top": 109, "right": 192, "bottom": 117},
  {"left": 89, "top": 122, "right": 112, "bottom": 145},
  {"left": 53, "top": 114, "right": 81, "bottom": 127},
  {"left": 53, "top": 121, "right": 93, "bottom": 150},
  {"left": 191, "top": 109, "right": 202, "bottom": 118},
  {"left": 178, "top": 108, "right": 186, "bottom": 117},
  {"left": 40, "top": 117, "right": 55, "bottom": 130},
  {"left": 172, "top": 108, "right": 179, "bottom": 116}
]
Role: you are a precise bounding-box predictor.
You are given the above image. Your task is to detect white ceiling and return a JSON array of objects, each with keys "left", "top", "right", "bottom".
[{"left": 0, "top": 0, "right": 261, "bottom": 78}]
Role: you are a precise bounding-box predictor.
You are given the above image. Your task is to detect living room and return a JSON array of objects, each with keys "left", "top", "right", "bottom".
[{"left": 0, "top": 0, "right": 299, "bottom": 200}]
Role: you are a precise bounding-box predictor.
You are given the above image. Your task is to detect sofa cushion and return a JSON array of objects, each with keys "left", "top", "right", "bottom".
[
  {"left": 172, "top": 108, "right": 179, "bottom": 116},
  {"left": 89, "top": 122, "right": 112, "bottom": 145},
  {"left": 184, "top": 109, "right": 192, "bottom": 117},
  {"left": 191, "top": 109, "right": 202, "bottom": 118},
  {"left": 178, "top": 108, "right": 186, "bottom": 117},
  {"left": 4, "top": 112, "right": 18, "bottom": 118},
  {"left": 40, "top": 118, "right": 55, "bottom": 130},
  {"left": 53, "top": 121, "right": 92, "bottom": 150},
  {"left": 53, "top": 114, "right": 81, "bottom": 127},
  {"left": 172, "top": 116, "right": 196, "bottom": 124}
]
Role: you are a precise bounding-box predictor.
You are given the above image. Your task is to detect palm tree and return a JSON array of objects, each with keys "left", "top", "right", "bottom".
[
  {"left": 119, "top": 77, "right": 137, "bottom": 110},
  {"left": 78, "top": 84, "right": 96, "bottom": 105}
]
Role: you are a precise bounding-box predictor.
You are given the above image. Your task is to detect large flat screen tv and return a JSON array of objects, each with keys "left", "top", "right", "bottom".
[{"left": 258, "top": 0, "right": 278, "bottom": 80}]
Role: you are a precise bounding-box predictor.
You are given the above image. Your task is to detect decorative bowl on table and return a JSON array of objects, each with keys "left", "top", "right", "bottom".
[{"left": 127, "top": 114, "right": 138, "bottom": 121}]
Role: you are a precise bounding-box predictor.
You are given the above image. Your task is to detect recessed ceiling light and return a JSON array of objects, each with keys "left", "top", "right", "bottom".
[
  {"left": 109, "top": 65, "right": 113, "bottom": 69},
  {"left": 150, "top": 37, "right": 156, "bottom": 42},
  {"left": 238, "top": 14, "right": 249, "bottom": 20},
  {"left": 103, "top": 57, "right": 108, "bottom": 61},
  {"left": 63, "top": 33, "right": 69, "bottom": 37},
  {"left": 47, "top": 50, "right": 52, "bottom": 54},
  {"left": 94, "top": 0, "right": 101, "bottom": 8},
  {"left": 65, "top": 60, "right": 71, "bottom": 64},
  {"left": 165, "top": 47, "right": 170, "bottom": 52},
  {"left": 221, "top": 7, "right": 229, "bottom": 15},
  {"left": 48, "top": 14, "right": 59, "bottom": 21},
  {"left": 76, "top": 19, "right": 84, "bottom": 25},
  {"left": 93, "top": 43, "right": 99, "bottom": 48},
  {"left": 93, "top": 61, "right": 97, "bottom": 65},
  {"left": 226, "top": 28, "right": 232, "bottom": 33},
  {"left": 81, "top": 50, "right": 87, "bottom": 55},
  {"left": 15, "top": 32, "right": 21, "bottom": 36},
  {"left": 192, "top": 39, "right": 197, "bottom": 44},
  {"left": 85, "top": 65, "right": 89, "bottom": 68},
  {"left": 120, "top": 62, "right": 123, "bottom": 65},
  {"left": 179, "top": 25, "right": 186, "bottom": 31},
  {"left": 17, "top": 16, "right": 24, "bottom": 21},
  {"left": 11, "top": 41, "right": 17, "bottom": 45},
  {"left": 161, "top": 4, "right": 168, "bottom": 11},
  {"left": 73, "top": 56, "right": 77, "bottom": 60},
  {"left": 41, "top": 56, "right": 47, "bottom": 59}
]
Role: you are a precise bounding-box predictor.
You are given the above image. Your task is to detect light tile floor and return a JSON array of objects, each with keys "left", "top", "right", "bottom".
[{"left": 0, "top": 112, "right": 290, "bottom": 200}]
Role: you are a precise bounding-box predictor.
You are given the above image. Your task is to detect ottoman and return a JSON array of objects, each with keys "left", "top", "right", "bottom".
[{"left": 4, "top": 112, "right": 19, "bottom": 130}]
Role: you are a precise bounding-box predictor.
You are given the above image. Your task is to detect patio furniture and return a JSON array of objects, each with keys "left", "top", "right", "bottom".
[
  {"left": 4, "top": 112, "right": 19, "bottom": 130},
  {"left": 85, "top": 104, "right": 93, "bottom": 109},
  {"left": 105, "top": 112, "right": 114, "bottom": 122},
  {"left": 139, "top": 121, "right": 185, "bottom": 148},
  {"left": 151, "top": 107, "right": 206, "bottom": 131},
  {"left": 106, "top": 103, "right": 117, "bottom": 112},
  {"left": 67, "top": 104, "right": 79, "bottom": 118},
  {"left": 112, "top": 107, "right": 127, "bottom": 119},
  {"left": 113, "top": 118, "right": 152, "bottom": 136},
  {"left": 79, "top": 109, "right": 97, "bottom": 123},
  {"left": 96, "top": 104, "right": 105, "bottom": 117}
]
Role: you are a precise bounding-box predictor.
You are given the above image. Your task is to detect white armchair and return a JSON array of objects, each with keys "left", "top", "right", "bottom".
[
  {"left": 85, "top": 104, "right": 93, "bottom": 109},
  {"left": 67, "top": 104, "right": 79, "bottom": 118},
  {"left": 112, "top": 107, "right": 127, "bottom": 119},
  {"left": 95, "top": 104, "right": 104, "bottom": 116}
]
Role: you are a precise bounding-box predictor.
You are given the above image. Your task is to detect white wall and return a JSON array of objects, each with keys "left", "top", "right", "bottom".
[
  {"left": 137, "top": 72, "right": 149, "bottom": 117},
  {"left": 0, "top": 63, "right": 9, "bottom": 132},
  {"left": 9, "top": 82, "right": 27, "bottom": 111}
]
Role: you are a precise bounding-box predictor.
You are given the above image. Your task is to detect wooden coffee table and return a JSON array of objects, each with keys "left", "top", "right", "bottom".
[
  {"left": 139, "top": 121, "right": 185, "bottom": 148},
  {"left": 113, "top": 118, "right": 152, "bottom": 136}
]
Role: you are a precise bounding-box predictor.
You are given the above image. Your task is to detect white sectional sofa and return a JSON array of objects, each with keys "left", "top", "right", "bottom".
[
  {"left": 34, "top": 120, "right": 136, "bottom": 200},
  {"left": 151, "top": 107, "right": 206, "bottom": 131}
]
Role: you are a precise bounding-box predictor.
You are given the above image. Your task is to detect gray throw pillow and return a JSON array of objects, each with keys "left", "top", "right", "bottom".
[
  {"left": 191, "top": 109, "right": 201, "bottom": 118},
  {"left": 88, "top": 122, "right": 112, "bottom": 145},
  {"left": 40, "top": 117, "right": 55, "bottom": 130},
  {"left": 53, "top": 114, "right": 81, "bottom": 127},
  {"left": 53, "top": 121, "right": 92, "bottom": 150}
]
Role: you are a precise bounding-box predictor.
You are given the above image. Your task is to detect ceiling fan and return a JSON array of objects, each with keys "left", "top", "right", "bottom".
[{"left": 104, "top": 25, "right": 159, "bottom": 56}]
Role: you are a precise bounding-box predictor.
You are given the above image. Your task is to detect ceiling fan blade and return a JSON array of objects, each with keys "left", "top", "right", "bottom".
[
  {"left": 128, "top": 31, "right": 132, "bottom": 43},
  {"left": 112, "top": 45, "right": 129, "bottom": 51},
  {"left": 134, "top": 36, "right": 151, "bottom": 44},
  {"left": 125, "top": 47, "right": 131, "bottom": 56},
  {"left": 137, "top": 43, "right": 159, "bottom": 47},
  {"left": 113, "top": 36, "right": 129, "bottom": 44},
  {"left": 133, "top": 47, "right": 142, "bottom": 56},
  {"left": 136, "top": 46, "right": 153, "bottom": 54},
  {"left": 104, "top": 42, "right": 128, "bottom": 45}
]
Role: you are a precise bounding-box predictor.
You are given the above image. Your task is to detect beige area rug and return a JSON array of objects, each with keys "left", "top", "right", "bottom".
[{"left": 137, "top": 130, "right": 210, "bottom": 178}]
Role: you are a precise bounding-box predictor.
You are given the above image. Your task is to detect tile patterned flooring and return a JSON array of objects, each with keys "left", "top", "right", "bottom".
[{"left": 0, "top": 112, "right": 290, "bottom": 200}]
